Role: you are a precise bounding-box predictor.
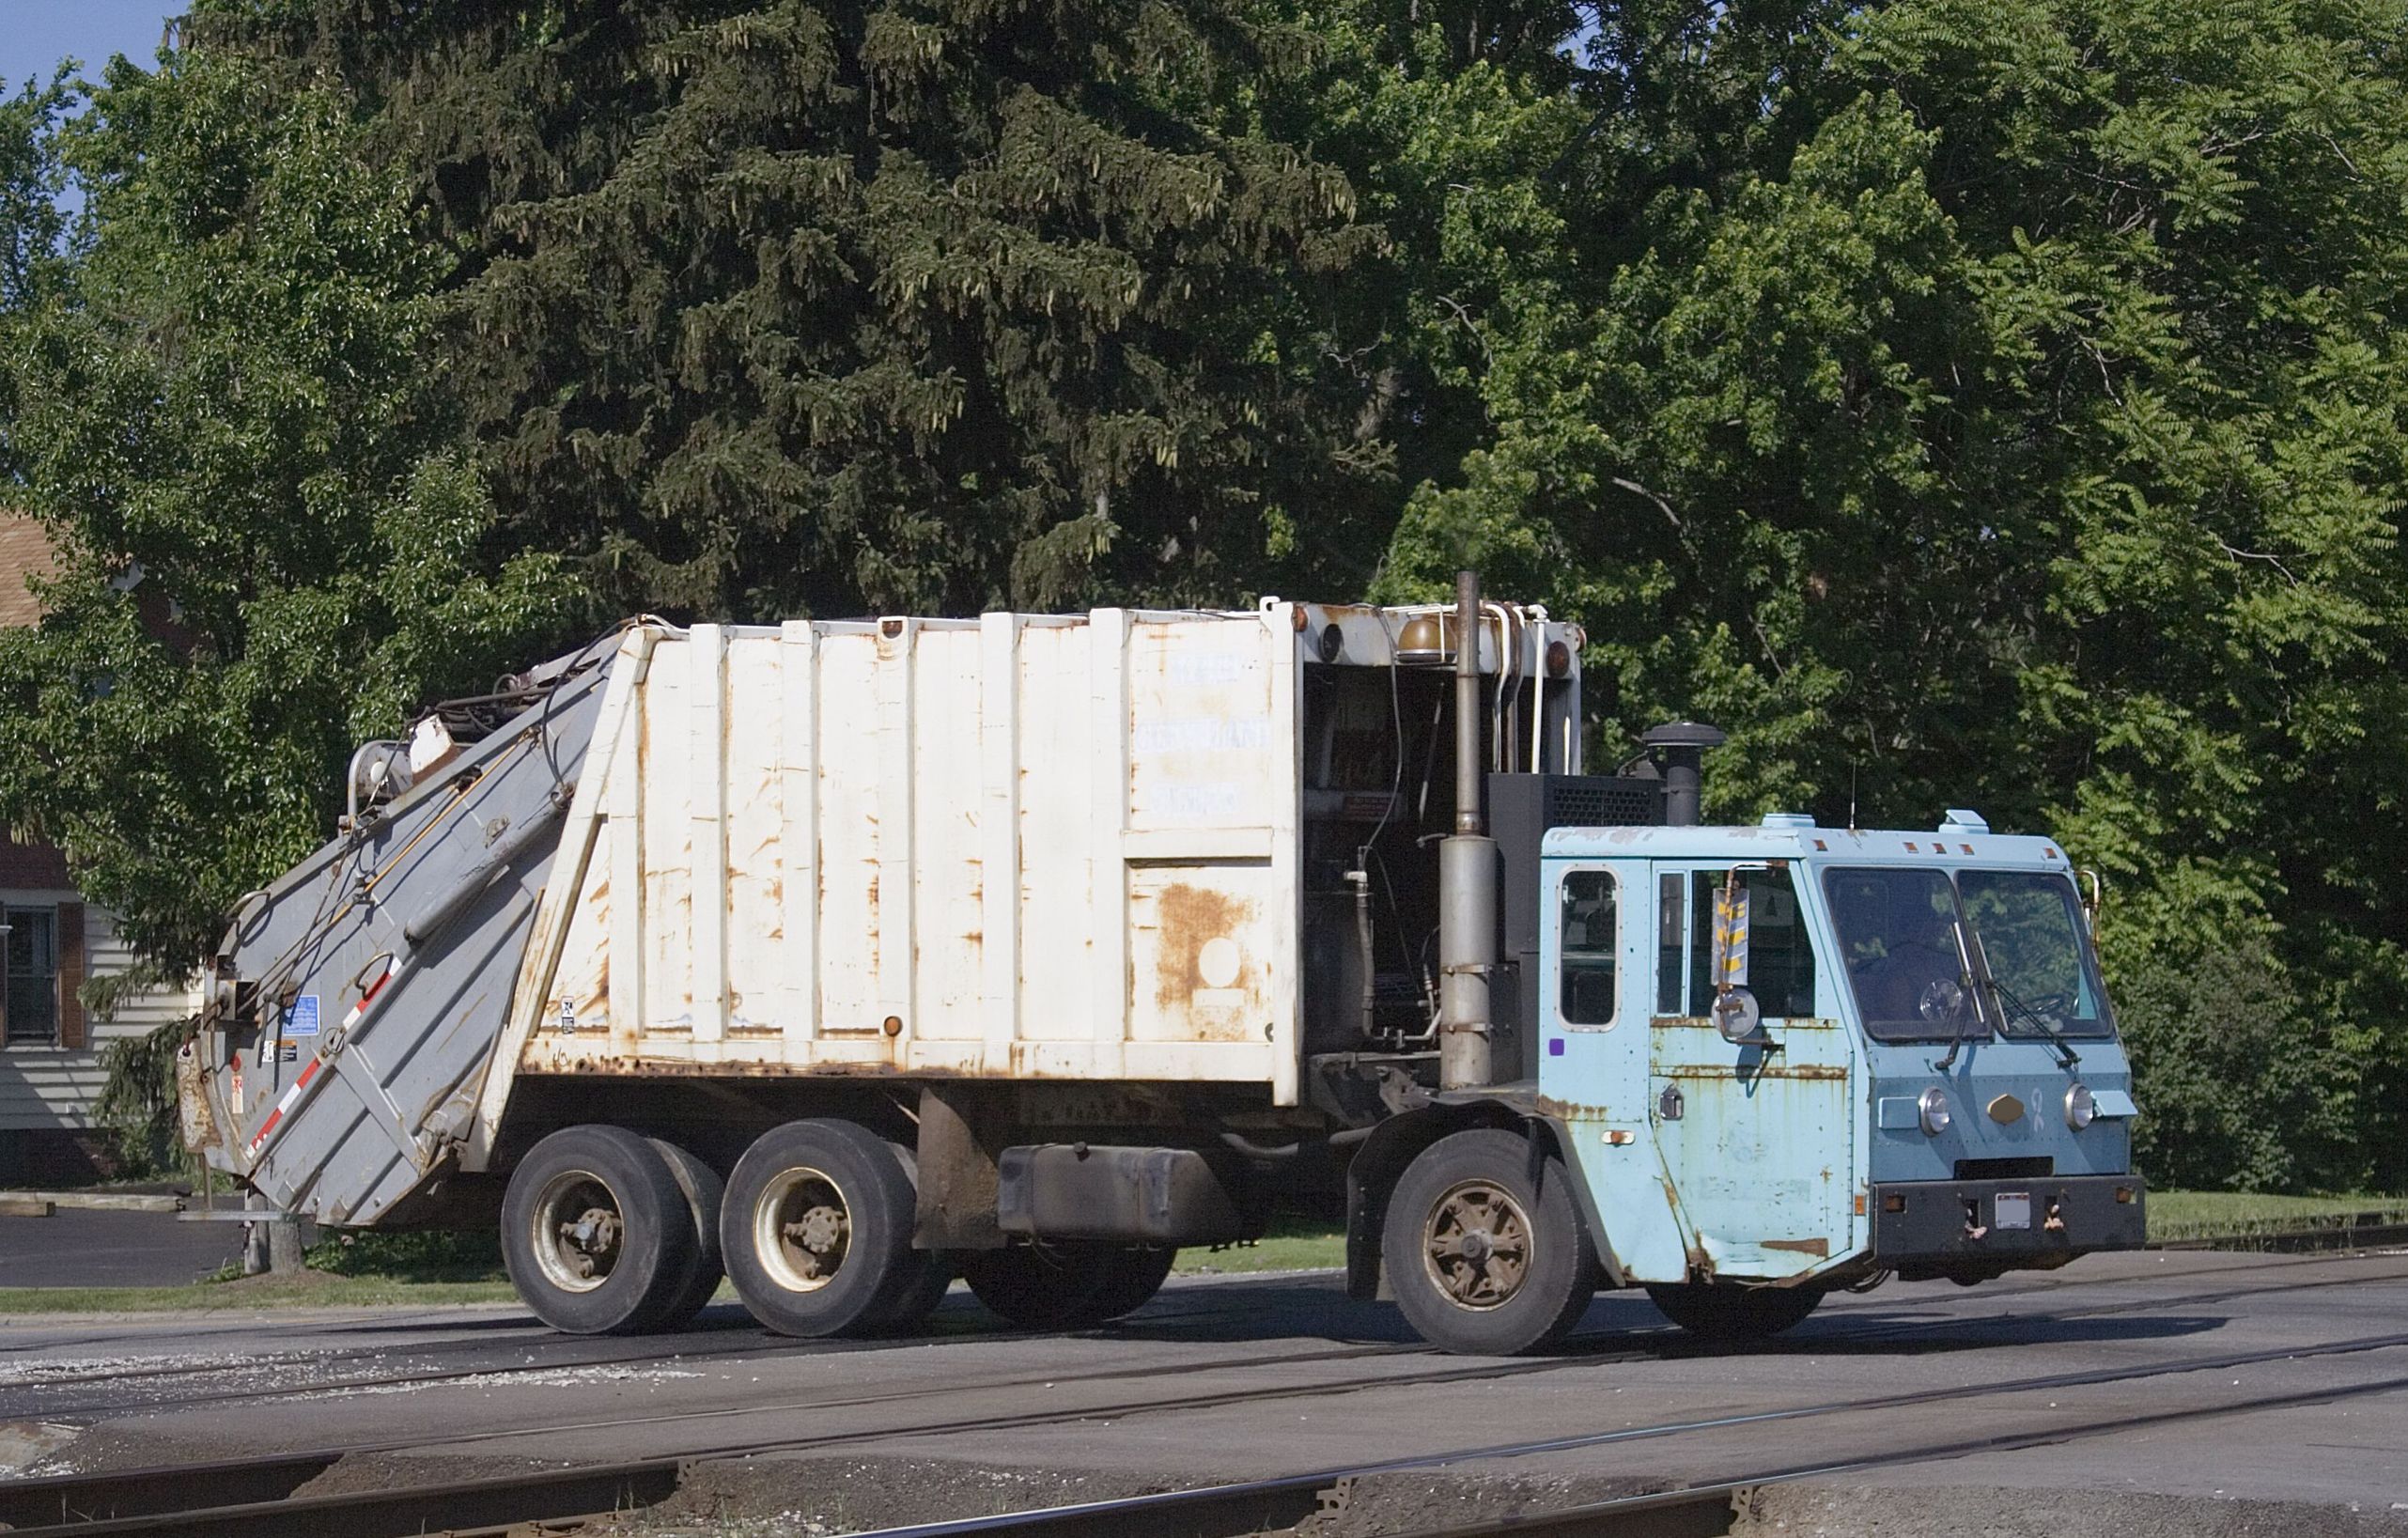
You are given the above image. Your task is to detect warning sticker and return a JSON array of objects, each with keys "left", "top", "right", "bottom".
[{"left": 286, "top": 995, "right": 322, "bottom": 1037}]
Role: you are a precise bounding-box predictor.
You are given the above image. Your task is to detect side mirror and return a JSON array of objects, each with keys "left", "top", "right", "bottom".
[{"left": 1712, "top": 986, "right": 1762, "bottom": 1043}]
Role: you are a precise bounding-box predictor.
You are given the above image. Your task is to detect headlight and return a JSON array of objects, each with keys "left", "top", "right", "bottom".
[
  {"left": 2065, "top": 1082, "right": 2097, "bottom": 1130},
  {"left": 1918, "top": 1086, "right": 1951, "bottom": 1136}
]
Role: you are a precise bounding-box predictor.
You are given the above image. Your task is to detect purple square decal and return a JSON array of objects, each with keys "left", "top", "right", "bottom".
[{"left": 1547, "top": 1038, "right": 1565, "bottom": 1057}]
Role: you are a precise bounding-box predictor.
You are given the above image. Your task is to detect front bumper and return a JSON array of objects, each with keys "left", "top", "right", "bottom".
[{"left": 1871, "top": 1174, "right": 2146, "bottom": 1265}]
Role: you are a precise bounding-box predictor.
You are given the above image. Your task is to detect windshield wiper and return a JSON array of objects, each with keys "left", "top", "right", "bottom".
[
  {"left": 1934, "top": 917, "right": 1990, "bottom": 1072},
  {"left": 1974, "top": 934, "right": 2080, "bottom": 1069}
]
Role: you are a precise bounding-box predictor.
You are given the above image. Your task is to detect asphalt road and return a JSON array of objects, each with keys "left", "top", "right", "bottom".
[
  {"left": 4, "top": 1250, "right": 2407, "bottom": 1534},
  {"left": 0, "top": 1207, "right": 244, "bottom": 1289}
]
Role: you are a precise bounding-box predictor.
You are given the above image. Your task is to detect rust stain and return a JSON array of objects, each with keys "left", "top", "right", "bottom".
[
  {"left": 1763, "top": 1236, "right": 1831, "bottom": 1258},
  {"left": 1150, "top": 882, "right": 1255, "bottom": 1014},
  {"left": 1534, "top": 1095, "right": 1610, "bottom": 1120},
  {"left": 1660, "top": 1064, "right": 1848, "bottom": 1081}
]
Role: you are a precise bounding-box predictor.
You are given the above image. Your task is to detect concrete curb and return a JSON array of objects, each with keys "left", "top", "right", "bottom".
[{"left": 0, "top": 1190, "right": 185, "bottom": 1214}]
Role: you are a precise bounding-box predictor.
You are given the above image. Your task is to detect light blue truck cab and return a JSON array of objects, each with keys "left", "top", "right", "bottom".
[{"left": 1535, "top": 810, "right": 2145, "bottom": 1319}]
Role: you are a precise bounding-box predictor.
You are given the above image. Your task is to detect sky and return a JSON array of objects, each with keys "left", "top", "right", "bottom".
[{"left": 1, "top": 1, "right": 178, "bottom": 95}]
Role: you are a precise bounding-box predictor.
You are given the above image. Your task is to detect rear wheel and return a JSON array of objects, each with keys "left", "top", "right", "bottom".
[
  {"left": 645, "top": 1138, "right": 725, "bottom": 1329},
  {"left": 721, "top": 1119, "right": 918, "bottom": 1338},
  {"left": 1646, "top": 1282, "right": 1825, "bottom": 1341},
  {"left": 1382, "top": 1128, "right": 1598, "bottom": 1355},
  {"left": 870, "top": 1250, "right": 957, "bottom": 1331},
  {"left": 962, "top": 1241, "right": 1176, "bottom": 1329},
  {"left": 502, "top": 1125, "right": 699, "bottom": 1335}
]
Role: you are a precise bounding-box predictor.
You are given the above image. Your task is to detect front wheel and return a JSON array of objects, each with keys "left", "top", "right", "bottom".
[
  {"left": 1382, "top": 1128, "right": 1598, "bottom": 1355},
  {"left": 1646, "top": 1282, "right": 1825, "bottom": 1341}
]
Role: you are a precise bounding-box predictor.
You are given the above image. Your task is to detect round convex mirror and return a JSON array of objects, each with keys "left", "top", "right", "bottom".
[{"left": 1711, "top": 986, "right": 1762, "bottom": 1043}]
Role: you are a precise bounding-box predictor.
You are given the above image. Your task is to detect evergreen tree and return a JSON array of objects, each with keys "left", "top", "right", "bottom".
[{"left": 194, "top": 0, "right": 1394, "bottom": 619}]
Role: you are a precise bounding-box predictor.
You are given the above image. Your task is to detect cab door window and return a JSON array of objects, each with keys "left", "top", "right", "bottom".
[
  {"left": 1685, "top": 866, "right": 1817, "bottom": 1018},
  {"left": 1557, "top": 871, "right": 1618, "bottom": 1027}
]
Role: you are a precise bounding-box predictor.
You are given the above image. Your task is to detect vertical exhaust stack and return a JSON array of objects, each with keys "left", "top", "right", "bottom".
[
  {"left": 1641, "top": 722, "right": 1725, "bottom": 828},
  {"left": 1439, "top": 570, "right": 1499, "bottom": 1091}
]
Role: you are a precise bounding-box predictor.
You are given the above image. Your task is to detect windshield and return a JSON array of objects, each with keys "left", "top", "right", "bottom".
[
  {"left": 1957, "top": 870, "right": 2115, "bottom": 1039},
  {"left": 1822, "top": 867, "right": 1982, "bottom": 1042}
]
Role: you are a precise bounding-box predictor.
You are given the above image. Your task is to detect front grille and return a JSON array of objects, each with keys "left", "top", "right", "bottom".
[{"left": 1955, "top": 1157, "right": 2053, "bottom": 1180}]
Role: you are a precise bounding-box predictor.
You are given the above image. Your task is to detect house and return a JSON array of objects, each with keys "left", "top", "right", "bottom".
[{"left": 0, "top": 511, "right": 203, "bottom": 1184}]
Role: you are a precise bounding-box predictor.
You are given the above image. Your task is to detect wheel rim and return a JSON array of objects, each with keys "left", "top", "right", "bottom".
[
  {"left": 529, "top": 1169, "right": 623, "bottom": 1295},
  {"left": 753, "top": 1165, "right": 853, "bottom": 1293},
  {"left": 1421, "top": 1178, "right": 1533, "bottom": 1311}
]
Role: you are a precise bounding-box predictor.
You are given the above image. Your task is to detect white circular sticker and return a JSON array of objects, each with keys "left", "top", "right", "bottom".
[{"left": 1197, "top": 936, "right": 1242, "bottom": 989}]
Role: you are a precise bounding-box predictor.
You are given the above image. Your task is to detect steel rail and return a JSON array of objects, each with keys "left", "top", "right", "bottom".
[
  {"left": 855, "top": 1346, "right": 2408, "bottom": 1538},
  {"left": 14, "top": 1313, "right": 2408, "bottom": 1538}
]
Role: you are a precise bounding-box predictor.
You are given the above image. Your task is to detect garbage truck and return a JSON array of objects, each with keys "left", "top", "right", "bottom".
[{"left": 179, "top": 574, "right": 2145, "bottom": 1354}]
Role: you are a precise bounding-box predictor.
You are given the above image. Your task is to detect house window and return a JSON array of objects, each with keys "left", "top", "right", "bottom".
[{"left": 4, "top": 907, "right": 59, "bottom": 1044}]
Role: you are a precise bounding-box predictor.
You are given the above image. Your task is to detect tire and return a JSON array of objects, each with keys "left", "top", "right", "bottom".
[
  {"left": 645, "top": 1137, "right": 725, "bottom": 1330},
  {"left": 1646, "top": 1282, "right": 1825, "bottom": 1341},
  {"left": 502, "top": 1125, "right": 700, "bottom": 1335},
  {"left": 961, "top": 1241, "right": 1176, "bottom": 1329},
  {"left": 1382, "top": 1128, "right": 1599, "bottom": 1355},
  {"left": 869, "top": 1250, "right": 957, "bottom": 1331},
  {"left": 720, "top": 1119, "right": 919, "bottom": 1338}
]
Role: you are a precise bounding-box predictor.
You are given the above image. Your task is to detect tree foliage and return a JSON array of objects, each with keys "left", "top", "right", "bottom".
[{"left": 0, "top": 52, "right": 566, "bottom": 964}]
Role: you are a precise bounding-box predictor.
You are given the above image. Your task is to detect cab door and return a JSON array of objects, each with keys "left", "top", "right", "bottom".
[
  {"left": 1646, "top": 862, "right": 1855, "bottom": 1279},
  {"left": 1535, "top": 859, "right": 1692, "bottom": 1283}
]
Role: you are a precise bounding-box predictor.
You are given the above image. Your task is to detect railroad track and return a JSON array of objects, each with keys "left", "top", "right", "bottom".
[
  {"left": 11, "top": 1244, "right": 2393, "bottom": 1426},
  {"left": 5, "top": 1250, "right": 2404, "bottom": 1534},
  {"left": 0, "top": 1285, "right": 1304, "bottom": 1420},
  {"left": 852, "top": 1344, "right": 2408, "bottom": 1538},
  {"left": 2, "top": 1233, "right": 2390, "bottom": 1420},
  {"left": 9, "top": 1292, "right": 2408, "bottom": 1537}
]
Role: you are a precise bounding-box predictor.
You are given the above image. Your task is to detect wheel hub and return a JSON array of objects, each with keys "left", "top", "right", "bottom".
[
  {"left": 529, "top": 1172, "right": 624, "bottom": 1295},
  {"left": 756, "top": 1167, "right": 853, "bottom": 1293},
  {"left": 1422, "top": 1180, "right": 1532, "bottom": 1312},
  {"left": 786, "top": 1204, "right": 847, "bottom": 1260}
]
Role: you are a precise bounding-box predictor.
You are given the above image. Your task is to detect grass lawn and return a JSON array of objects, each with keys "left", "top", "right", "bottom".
[
  {"left": 2143, "top": 1190, "right": 2408, "bottom": 1242},
  {"left": 5, "top": 1190, "right": 2402, "bottom": 1313},
  {"left": 1174, "top": 1216, "right": 1346, "bottom": 1275},
  {"left": 0, "top": 1272, "right": 520, "bottom": 1314}
]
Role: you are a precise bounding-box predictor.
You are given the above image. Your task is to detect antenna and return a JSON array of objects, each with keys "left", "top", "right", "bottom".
[{"left": 1849, "top": 762, "right": 1858, "bottom": 831}]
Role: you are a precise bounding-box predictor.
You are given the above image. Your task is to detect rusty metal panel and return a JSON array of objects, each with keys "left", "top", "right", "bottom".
[
  {"left": 722, "top": 633, "right": 785, "bottom": 1036},
  {"left": 1015, "top": 619, "right": 1094, "bottom": 1046},
  {"left": 689, "top": 624, "right": 727, "bottom": 1044},
  {"left": 1647, "top": 1012, "right": 1855, "bottom": 1278},
  {"left": 777, "top": 620, "right": 818, "bottom": 1044},
  {"left": 639, "top": 634, "right": 695, "bottom": 1034},
  {"left": 525, "top": 608, "right": 1302, "bottom": 1092},
  {"left": 814, "top": 629, "right": 885, "bottom": 1036},
  {"left": 911, "top": 624, "right": 986, "bottom": 1043}
]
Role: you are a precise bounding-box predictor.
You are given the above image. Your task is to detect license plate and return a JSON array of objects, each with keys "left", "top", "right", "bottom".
[{"left": 1995, "top": 1192, "right": 2032, "bottom": 1230}]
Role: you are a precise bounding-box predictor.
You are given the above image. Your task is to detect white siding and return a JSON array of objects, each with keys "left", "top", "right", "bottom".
[{"left": 0, "top": 889, "right": 201, "bottom": 1132}]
